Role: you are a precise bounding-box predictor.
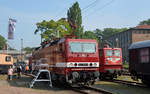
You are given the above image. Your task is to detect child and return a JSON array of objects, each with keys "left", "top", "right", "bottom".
[
  {"left": 8, "top": 66, "right": 13, "bottom": 80},
  {"left": 25, "top": 65, "right": 29, "bottom": 73}
]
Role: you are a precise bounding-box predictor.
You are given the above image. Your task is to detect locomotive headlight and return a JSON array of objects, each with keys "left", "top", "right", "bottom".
[
  {"left": 74, "top": 63, "right": 77, "bottom": 67},
  {"left": 93, "top": 63, "right": 98, "bottom": 67},
  {"left": 68, "top": 63, "right": 74, "bottom": 67},
  {"left": 90, "top": 63, "right": 93, "bottom": 66},
  {"left": 94, "top": 63, "right": 97, "bottom": 66},
  {"left": 91, "top": 63, "right": 99, "bottom": 67}
]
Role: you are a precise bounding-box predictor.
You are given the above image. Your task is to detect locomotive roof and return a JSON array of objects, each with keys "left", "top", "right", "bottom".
[{"left": 129, "top": 40, "right": 150, "bottom": 49}]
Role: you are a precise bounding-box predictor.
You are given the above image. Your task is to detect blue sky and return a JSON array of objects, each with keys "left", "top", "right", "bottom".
[{"left": 0, "top": 0, "right": 150, "bottom": 50}]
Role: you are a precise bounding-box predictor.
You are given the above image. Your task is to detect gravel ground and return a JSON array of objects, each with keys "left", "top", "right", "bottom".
[
  {"left": 94, "top": 81, "right": 150, "bottom": 94},
  {"left": 0, "top": 74, "right": 79, "bottom": 94},
  {"left": 1, "top": 74, "right": 150, "bottom": 94}
]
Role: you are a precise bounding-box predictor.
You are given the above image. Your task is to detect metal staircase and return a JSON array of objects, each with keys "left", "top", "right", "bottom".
[{"left": 29, "top": 64, "right": 52, "bottom": 88}]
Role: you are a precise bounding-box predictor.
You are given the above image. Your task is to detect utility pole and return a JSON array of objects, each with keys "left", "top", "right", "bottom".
[
  {"left": 115, "top": 38, "right": 119, "bottom": 48},
  {"left": 21, "top": 38, "right": 23, "bottom": 62}
]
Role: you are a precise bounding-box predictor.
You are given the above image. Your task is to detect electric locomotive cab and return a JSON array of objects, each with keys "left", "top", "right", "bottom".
[
  {"left": 99, "top": 48, "right": 123, "bottom": 79},
  {"left": 65, "top": 39, "right": 100, "bottom": 84}
]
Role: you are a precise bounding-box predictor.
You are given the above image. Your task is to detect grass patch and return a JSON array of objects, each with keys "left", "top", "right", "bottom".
[
  {"left": 123, "top": 63, "right": 129, "bottom": 69},
  {"left": 117, "top": 75, "right": 141, "bottom": 83},
  {"left": 95, "top": 80, "right": 150, "bottom": 94}
]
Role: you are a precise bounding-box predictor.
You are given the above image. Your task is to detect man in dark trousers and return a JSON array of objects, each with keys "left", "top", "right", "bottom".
[{"left": 17, "top": 65, "right": 22, "bottom": 79}]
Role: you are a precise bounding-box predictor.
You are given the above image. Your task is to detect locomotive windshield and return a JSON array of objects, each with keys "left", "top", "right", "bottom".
[
  {"left": 114, "top": 50, "right": 121, "bottom": 56},
  {"left": 106, "top": 49, "right": 121, "bottom": 57},
  {"left": 69, "top": 42, "right": 96, "bottom": 53},
  {"left": 106, "top": 50, "right": 112, "bottom": 56}
]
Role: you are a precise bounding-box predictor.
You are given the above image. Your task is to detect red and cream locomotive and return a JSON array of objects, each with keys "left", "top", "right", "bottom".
[
  {"left": 99, "top": 47, "right": 123, "bottom": 79},
  {"left": 31, "top": 38, "right": 100, "bottom": 85}
]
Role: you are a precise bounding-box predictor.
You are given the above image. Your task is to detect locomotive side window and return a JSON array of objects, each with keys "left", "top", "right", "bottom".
[
  {"left": 140, "top": 48, "right": 149, "bottom": 63},
  {"left": 5, "top": 56, "right": 11, "bottom": 62}
]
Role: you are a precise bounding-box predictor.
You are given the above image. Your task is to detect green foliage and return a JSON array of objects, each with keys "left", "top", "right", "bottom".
[
  {"left": 67, "top": 2, "right": 83, "bottom": 39},
  {"left": 22, "top": 47, "right": 35, "bottom": 54},
  {"left": 139, "top": 19, "right": 150, "bottom": 25},
  {"left": 94, "top": 29, "right": 103, "bottom": 43},
  {"left": 35, "top": 18, "right": 71, "bottom": 41},
  {"left": 0, "top": 35, "right": 6, "bottom": 50},
  {"left": 123, "top": 63, "right": 129, "bottom": 69},
  {"left": 90, "top": 28, "right": 127, "bottom": 47},
  {"left": 82, "top": 31, "right": 97, "bottom": 39},
  {"left": 102, "top": 28, "right": 128, "bottom": 39},
  {"left": 8, "top": 47, "right": 16, "bottom": 50},
  {"left": 81, "top": 28, "right": 127, "bottom": 46}
]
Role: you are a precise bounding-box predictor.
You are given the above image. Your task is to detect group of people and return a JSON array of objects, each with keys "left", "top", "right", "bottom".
[{"left": 7, "top": 65, "right": 29, "bottom": 80}]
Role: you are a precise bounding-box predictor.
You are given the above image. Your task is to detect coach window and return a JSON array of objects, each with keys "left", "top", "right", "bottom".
[
  {"left": 140, "top": 48, "right": 149, "bottom": 63},
  {"left": 5, "top": 56, "right": 11, "bottom": 62}
]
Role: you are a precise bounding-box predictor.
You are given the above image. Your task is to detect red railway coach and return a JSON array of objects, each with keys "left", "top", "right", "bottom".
[
  {"left": 32, "top": 38, "right": 100, "bottom": 85},
  {"left": 99, "top": 47, "right": 123, "bottom": 79}
]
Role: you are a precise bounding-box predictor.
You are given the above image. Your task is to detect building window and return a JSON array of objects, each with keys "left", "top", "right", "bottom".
[{"left": 140, "top": 48, "right": 149, "bottom": 63}]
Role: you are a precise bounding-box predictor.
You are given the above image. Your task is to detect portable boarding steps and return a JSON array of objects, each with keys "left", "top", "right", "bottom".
[{"left": 29, "top": 64, "right": 52, "bottom": 88}]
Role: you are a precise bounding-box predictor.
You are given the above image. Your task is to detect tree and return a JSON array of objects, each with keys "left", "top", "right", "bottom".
[
  {"left": 102, "top": 28, "right": 127, "bottom": 39},
  {"left": 92, "top": 28, "right": 127, "bottom": 47},
  {"left": 94, "top": 29, "right": 103, "bottom": 44},
  {"left": 22, "top": 47, "right": 35, "bottom": 54},
  {"left": 0, "top": 35, "right": 6, "bottom": 50},
  {"left": 35, "top": 18, "right": 71, "bottom": 41},
  {"left": 139, "top": 19, "right": 150, "bottom": 25},
  {"left": 67, "top": 2, "right": 83, "bottom": 39},
  {"left": 82, "top": 31, "right": 97, "bottom": 39}
]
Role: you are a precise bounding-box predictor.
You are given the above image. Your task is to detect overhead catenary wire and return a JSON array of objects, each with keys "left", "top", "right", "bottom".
[
  {"left": 84, "top": 0, "right": 115, "bottom": 18},
  {"left": 55, "top": 0, "right": 100, "bottom": 19},
  {"left": 55, "top": 0, "right": 75, "bottom": 20},
  {"left": 82, "top": 0, "right": 101, "bottom": 12}
]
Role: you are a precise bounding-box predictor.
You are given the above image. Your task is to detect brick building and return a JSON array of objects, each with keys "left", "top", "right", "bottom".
[{"left": 106, "top": 25, "right": 150, "bottom": 62}]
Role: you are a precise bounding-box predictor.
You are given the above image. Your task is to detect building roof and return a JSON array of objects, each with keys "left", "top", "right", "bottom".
[
  {"left": 129, "top": 40, "right": 150, "bottom": 49},
  {"left": 0, "top": 50, "right": 26, "bottom": 55},
  {"left": 133, "top": 25, "right": 150, "bottom": 29}
]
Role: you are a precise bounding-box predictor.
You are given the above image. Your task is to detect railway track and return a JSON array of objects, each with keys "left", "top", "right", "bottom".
[
  {"left": 71, "top": 85, "right": 114, "bottom": 94},
  {"left": 110, "top": 79, "right": 147, "bottom": 88}
]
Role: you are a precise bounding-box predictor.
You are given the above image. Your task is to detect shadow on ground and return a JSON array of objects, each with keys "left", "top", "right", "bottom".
[
  {"left": 94, "top": 81, "right": 150, "bottom": 94},
  {"left": 6, "top": 74, "right": 72, "bottom": 92}
]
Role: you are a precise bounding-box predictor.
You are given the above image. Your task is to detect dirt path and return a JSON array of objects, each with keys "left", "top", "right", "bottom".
[
  {"left": 0, "top": 85, "right": 79, "bottom": 94},
  {"left": 0, "top": 75, "right": 79, "bottom": 94}
]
